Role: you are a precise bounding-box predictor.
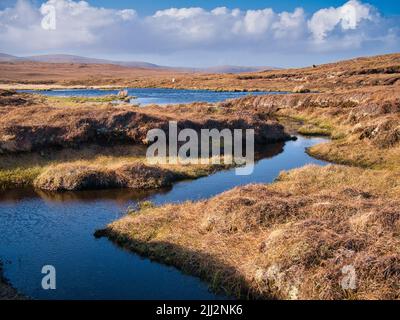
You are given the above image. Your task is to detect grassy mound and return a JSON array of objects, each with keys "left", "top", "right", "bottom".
[
  {"left": 100, "top": 165, "right": 400, "bottom": 299},
  {"left": 0, "top": 93, "right": 290, "bottom": 154},
  {"left": 34, "top": 163, "right": 180, "bottom": 191}
]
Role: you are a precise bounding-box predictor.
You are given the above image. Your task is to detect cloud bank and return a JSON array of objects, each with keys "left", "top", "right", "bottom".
[{"left": 0, "top": 0, "right": 398, "bottom": 65}]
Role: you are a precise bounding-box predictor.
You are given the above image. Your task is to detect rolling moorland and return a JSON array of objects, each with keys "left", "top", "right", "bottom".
[
  {"left": 0, "top": 53, "right": 273, "bottom": 74},
  {"left": 1, "top": 53, "right": 400, "bottom": 299}
]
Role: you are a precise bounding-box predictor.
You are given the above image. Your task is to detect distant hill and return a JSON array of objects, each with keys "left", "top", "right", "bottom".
[
  {"left": 24, "top": 54, "right": 162, "bottom": 69},
  {"left": 0, "top": 53, "right": 24, "bottom": 62},
  {"left": 0, "top": 53, "right": 275, "bottom": 74},
  {"left": 201, "top": 65, "right": 272, "bottom": 73}
]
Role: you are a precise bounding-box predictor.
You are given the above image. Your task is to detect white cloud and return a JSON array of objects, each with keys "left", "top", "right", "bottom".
[
  {"left": 211, "top": 7, "right": 228, "bottom": 16},
  {"left": 117, "top": 9, "right": 137, "bottom": 21},
  {"left": 153, "top": 7, "right": 204, "bottom": 20},
  {"left": 308, "top": 0, "right": 375, "bottom": 41},
  {"left": 0, "top": 0, "right": 136, "bottom": 50},
  {"left": 0, "top": 0, "right": 398, "bottom": 65},
  {"left": 242, "top": 9, "right": 275, "bottom": 35},
  {"left": 273, "top": 8, "right": 305, "bottom": 39}
]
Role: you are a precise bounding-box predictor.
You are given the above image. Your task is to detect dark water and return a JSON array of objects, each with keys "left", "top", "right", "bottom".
[
  {"left": 20, "top": 88, "right": 286, "bottom": 105},
  {"left": 0, "top": 136, "right": 328, "bottom": 300}
]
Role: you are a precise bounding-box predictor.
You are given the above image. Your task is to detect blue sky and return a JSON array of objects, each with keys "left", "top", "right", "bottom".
[
  {"left": 97, "top": 0, "right": 400, "bottom": 16},
  {"left": 2, "top": 1, "right": 397, "bottom": 16},
  {"left": 0, "top": 1, "right": 399, "bottom": 67}
]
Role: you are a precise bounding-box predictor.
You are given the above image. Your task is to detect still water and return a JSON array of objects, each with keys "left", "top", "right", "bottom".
[
  {"left": 0, "top": 136, "right": 328, "bottom": 299},
  {"left": 20, "top": 88, "right": 286, "bottom": 105}
]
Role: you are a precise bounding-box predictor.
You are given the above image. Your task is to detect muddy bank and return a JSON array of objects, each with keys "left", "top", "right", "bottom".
[
  {"left": 99, "top": 165, "right": 400, "bottom": 299},
  {"left": 0, "top": 140, "right": 234, "bottom": 191},
  {"left": 0, "top": 89, "right": 34, "bottom": 107},
  {"left": 219, "top": 86, "right": 400, "bottom": 119},
  {"left": 96, "top": 84, "right": 400, "bottom": 299},
  {"left": 0, "top": 92, "right": 290, "bottom": 154},
  {"left": 219, "top": 85, "right": 400, "bottom": 168}
]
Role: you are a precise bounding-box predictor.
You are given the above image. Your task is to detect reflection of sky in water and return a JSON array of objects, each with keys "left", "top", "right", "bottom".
[
  {"left": 20, "top": 88, "right": 288, "bottom": 105},
  {"left": 0, "top": 136, "right": 328, "bottom": 300}
]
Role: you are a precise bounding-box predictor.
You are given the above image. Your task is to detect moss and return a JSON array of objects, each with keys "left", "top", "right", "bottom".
[
  {"left": 297, "top": 124, "right": 331, "bottom": 136},
  {"left": 45, "top": 95, "right": 136, "bottom": 105},
  {"left": 0, "top": 167, "right": 42, "bottom": 190}
]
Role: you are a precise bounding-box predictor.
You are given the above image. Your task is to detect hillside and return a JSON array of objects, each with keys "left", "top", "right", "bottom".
[
  {"left": 0, "top": 53, "right": 272, "bottom": 75},
  {"left": 0, "top": 53, "right": 398, "bottom": 92}
]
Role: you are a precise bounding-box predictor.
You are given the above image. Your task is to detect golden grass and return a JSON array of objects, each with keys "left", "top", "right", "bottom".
[
  {"left": 0, "top": 144, "right": 232, "bottom": 190},
  {"left": 100, "top": 165, "right": 400, "bottom": 300},
  {"left": 297, "top": 124, "right": 332, "bottom": 136},
  {"left": 0, "top": 91, "right": 290, "bottom": 154},
  {"left": 45, "top": 95, "right": 135, "bottom": 106},
  {"left": 2, "top": 53, "right": 400, "bottom": 299},
  {"left": 97, "top": 79, "right": 400, "bottom": 300},
  {"left": 308, "top": 139, "right": 400, "bottom": 170},
  {"left": 270, "top": 86, "right": 400, "bottom": 170},
  {"left": 1, "top": 53, "right": 399, "bottom": 92}
]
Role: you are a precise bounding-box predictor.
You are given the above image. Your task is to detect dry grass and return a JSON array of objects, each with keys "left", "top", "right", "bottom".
[
  {"left": 100, "top": 165, "right": 400, "bottom": 300},
  {"left": 33, "top": 163, "right": 179, "bottom": 191},
  {"left": 0, "top": 91, "right": 290, "bottom": 190},
  {"left": 1, "top": 53, "right": 399, "bottom": 92},
  {"left": 217, "top": 84, "right": 400, "bottom": 169},
  {"left": 0, "top": 144, "right": 232, "bottom": 191},
  {"left": 44, "top": 95, "right": 136, "bottom": 106},
  {"left": 95, "top": 55, "right": 400, "bottom": 300},
  {"left": 2, "top": 53, "right": 400, "bottom": 299},
  {"left": 0, "top": 91, "right": 289, "bottom": 154}
]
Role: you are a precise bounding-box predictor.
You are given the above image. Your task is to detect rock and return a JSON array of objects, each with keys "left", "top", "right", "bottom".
[
  {"left": 117, "top": 89, "right": 129, "bottom": 99},
  {"left": 293, "top": 86, "right": 311, "bottom": 93}
]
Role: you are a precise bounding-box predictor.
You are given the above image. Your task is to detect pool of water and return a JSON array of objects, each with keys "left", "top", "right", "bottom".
[
  {"left": 20, "top": 88, "right": 286, "bottom": 105},
  {"left": 0, "top": 136, "right": 329, "bottom": 300}
]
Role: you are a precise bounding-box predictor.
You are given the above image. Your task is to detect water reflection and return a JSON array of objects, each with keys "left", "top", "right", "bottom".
[{"left": 0, "top": 136, "right": 328, "bottom": 300}]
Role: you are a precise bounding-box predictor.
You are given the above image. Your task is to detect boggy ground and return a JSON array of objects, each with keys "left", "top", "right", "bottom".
[
  {"left": 0, "top": 90, "right": 289, "bottom": 154},
  {"left": 2, "top": 53, "right": 400, "bottom": 299},
  {"left": 1, "top": 53, "right": 399, "bottom": 93},
  {"left": 100, "top": 165, "right": 400, "bottom": 299},
  {"left": 219, "top": 84, "right": 400, "bottom": 169},
  {"left": 0, "top": 143, "right": 235, "bottom": 191},
  {"left": 98, "top": 55, "right": 400, "bottom": 300},
  {"left": 0, "top": 91, "right": 290, "bottom": 190}
]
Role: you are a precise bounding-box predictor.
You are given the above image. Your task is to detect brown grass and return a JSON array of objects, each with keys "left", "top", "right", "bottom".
[
  {"left": 216, "top": 85, "right": 400, "bottom": 169},
  {"left": 0, "top": 91, "right": 290, "bottom": 154},
  {"left": 0, "top": 143, "right": 233, "bottom": 191},
  {"left": 2, "top": 53, "right": 400, "bottom": 299},
  {"left": 1, "top": 53, "right": 399, "bottom": 92},
  {"left": 95, "top": 54, "right": 400, "bottom": 299},
  {"left": 33, "top": 163, "right": 180, "bottom": 191},
  {"left": 100, "top": 165, "right": 400, "bottom": 299}
]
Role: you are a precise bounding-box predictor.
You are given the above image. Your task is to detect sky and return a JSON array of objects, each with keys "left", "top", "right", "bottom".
[{"left": 0, "top": 0, "right": 399, "bottom": 67}]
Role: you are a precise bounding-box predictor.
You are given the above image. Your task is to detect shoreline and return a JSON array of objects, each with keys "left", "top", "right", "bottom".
[
  {"left": 0, "top": 89, "right": 292, "bottom": 191},
  {"left": 99, "top": 162, "right": 400, "bottom": 300},
  {"left": 96, "top": 84, "right": 400, "bottom": 299},
  {"left": 0, "top": 262, "right": 25, "bottom": 300},
  {"left": 0, "top": 84, "right": 287, "bottom": 94},
  {"left": 1, "top": 52, "right": 399, "bottom": 300}
]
